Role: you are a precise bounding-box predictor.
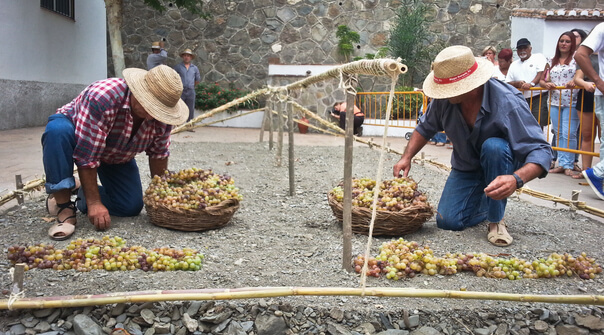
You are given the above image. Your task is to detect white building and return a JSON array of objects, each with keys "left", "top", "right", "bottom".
[{"left": 0, "top": 1, "right": 107, "bottom": 130}]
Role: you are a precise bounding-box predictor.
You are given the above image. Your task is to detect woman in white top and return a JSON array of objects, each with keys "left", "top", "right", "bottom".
[{"left": 539, "top": 31, "right": 579, "bottom": 176}]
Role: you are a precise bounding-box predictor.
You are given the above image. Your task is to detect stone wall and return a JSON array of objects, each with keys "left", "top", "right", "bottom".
[{"left": 115, "top": 0, "right": 604, "bottom": 122}]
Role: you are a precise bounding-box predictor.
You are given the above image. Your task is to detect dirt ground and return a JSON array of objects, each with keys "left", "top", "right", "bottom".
[{"left": 0, "top": 141, "right": 603, "bottom": 315}]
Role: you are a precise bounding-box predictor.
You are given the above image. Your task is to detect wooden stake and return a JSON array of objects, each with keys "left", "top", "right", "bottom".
[
  {"left": 15, "top": 175, "right": 24, "bottom": 205},
  {"left": 259, "top": 106, "right": 268, "bottom": 143},
  {"left": 287, "top": 102, "right": 295, "bottom": 196},
  {"left": 571, "top": 190, "right": 580, "bottom": 218},
  {"left": 276, "top": 100, "right": 285, "bottom": 167},
  {"left": 11, "top": 264, "right": 25, "bottom": 294},
  {"left": 342, "top": 91, "right": 356, "bottom": 272},
  {"left": 269, "top": 100, "right": 274, "bottom": 151}
]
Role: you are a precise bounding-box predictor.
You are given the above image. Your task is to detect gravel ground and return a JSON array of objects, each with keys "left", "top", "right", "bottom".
[{"left": 0, "top": 141, "right": 603, "bottom": 332}]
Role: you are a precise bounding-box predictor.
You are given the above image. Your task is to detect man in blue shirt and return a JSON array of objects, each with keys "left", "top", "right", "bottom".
[
  {"left": 174, "top": 48, "right": 201, "bottom": 125},
  {"left": 393, "top": 45, "right": 552, "bottom": 247},
  {"left": 146, "top": 41, "right": 168, "bottom": 70}
]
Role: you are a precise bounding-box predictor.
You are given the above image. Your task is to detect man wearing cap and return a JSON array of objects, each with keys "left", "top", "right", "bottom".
[
  {"left": 174, "top": 48, "right": 201, "bottom": 123},
  {"left": 393, "top": 45, "right": 552, "bottom": 247},
  {"left": 505, "top": 38, "right": 549, "bottom": 128},
  {"left": 147, "top": 41, "right": 168, "bottom": 70},
  {"left": 42, "top": 65, "right": 189, "bottom": 240},
  {"left": 575, "top": 22, "right": 604, "bottom": 200}
]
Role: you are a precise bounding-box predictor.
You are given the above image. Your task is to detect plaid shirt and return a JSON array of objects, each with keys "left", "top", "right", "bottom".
[{"left": 57, "top": 78, "right": 172, "bottom": 169}]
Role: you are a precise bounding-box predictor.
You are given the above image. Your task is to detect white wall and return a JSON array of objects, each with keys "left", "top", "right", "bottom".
[
  {"left": 0, "top": 1, "right": 107, "bottom": 84},
  {"left": 511, "top": 17, "right": 600, "bottom": 60}
]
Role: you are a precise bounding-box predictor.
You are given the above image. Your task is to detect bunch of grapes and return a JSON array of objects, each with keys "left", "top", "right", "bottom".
[
  {"left": 330, "top": 177, "right": 429, "bottom": 211},
  {"left": 354, "top": 238, "right": 602, "bottom": 280},
  {"left": 145, "top": 168, "right": 242, "bottom": 210},
  {"left": 6, "top": 236, "right": 204, "bottom": 272}
]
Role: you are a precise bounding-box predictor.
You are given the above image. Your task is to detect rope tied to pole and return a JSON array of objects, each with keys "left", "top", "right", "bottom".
[{"left": 7, "top": 268, "right": 24, "bottom": 311}]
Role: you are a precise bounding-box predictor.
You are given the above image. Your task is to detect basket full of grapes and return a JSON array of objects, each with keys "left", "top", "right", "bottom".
[
  {"left": 143, "top": 168, "right": 242, "bottom": 232},
  {"left": 328, "top": 177, "right": 433, "bottom": 236}
]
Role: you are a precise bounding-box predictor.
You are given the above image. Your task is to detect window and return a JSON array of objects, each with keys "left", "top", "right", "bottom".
[{"left": 41, "top": 0, "right": 74, "bottom": 19}]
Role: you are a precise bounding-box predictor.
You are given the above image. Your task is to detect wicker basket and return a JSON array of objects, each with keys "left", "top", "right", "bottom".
[
  {"left": 144, "top": 198, "right": 240, "bottom": 232},
  {"left": 328, "top": 193, "right": 433, "bottom": 236}
]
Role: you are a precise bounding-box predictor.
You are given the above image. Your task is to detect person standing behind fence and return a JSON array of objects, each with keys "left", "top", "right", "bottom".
[
  {"left": 506, "top": 38, "right": 549, "bottom": 128},
  {"left": 540, "top": 32, "right": 579, "bottom": 176},
  {"left": 575, "top": 22, "right": 604, "bottom": 200},
  {"left": 147, "top": 41, "right": 168, "bottom": 70},
  {"left": 174, "top": 49, "right": 201, "bottom": 124},
  {"left": 493, "top": 48, "right": 513, "bottom": 80}
]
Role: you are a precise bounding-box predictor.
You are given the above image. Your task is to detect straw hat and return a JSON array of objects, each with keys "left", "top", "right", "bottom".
[
  {"left": 181, "top": 48, "right": 195, "bottom": 58},
  {"left": 422, "top": 45, "right": 494, "bottom": 99},
  {"left": 151, "top": 41, "right": 161, "bottom": 49},
  {"left": 123, "top": 65, "right": 189, "bottom": 126}
]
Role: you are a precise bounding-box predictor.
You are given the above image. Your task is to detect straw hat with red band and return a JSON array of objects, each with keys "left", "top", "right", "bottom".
[
  {"left": 123, "top": 65, "right": 189, "bottom": 126},
  {"left": 423, "top": 45, "right": 494, "bottom": 99}
]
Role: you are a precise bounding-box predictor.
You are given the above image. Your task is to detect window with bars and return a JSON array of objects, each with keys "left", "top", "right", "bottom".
[{"left": 41, "top": 0, "right": 74, "bottom": 19}]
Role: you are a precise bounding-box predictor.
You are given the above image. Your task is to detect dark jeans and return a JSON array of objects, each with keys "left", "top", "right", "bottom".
[
  {"left": 436, "top": 138, "right": 517, "bottom": 231},
  {"left": 42, "top": 114, "right": 144, "bottom": 217},
  {"left": 338, "top": 113, "right": 364, "bottom": 134}
]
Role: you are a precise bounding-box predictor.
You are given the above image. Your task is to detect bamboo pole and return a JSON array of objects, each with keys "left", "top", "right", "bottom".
[
  {"left": 0, "top": 178, "right": 45, "bottom": 207},
  {"left": 2, "top": 286, "right": 602, "bottom": 310},
  {"left": 172, "top": 88, "right": 271, "bottom": 134},
  {"left": 276, "top": 99, "right": 285, "bottom": 167},
  {"left": 517, "top": 187, "right": 604, "bottom": 218},
  {"left": 342, "top": 87, "right": 357, "bottom": 272},
  {"left": 287, "top": 102, "right": 295, "bottom": 196},
  {"left": 269, "top": 98, "right": 274, "bottom": 151}
]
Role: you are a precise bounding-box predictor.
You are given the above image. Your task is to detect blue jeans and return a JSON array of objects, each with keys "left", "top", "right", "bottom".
[
  {"left": 430, "top": 132, "right": 447, "bottom": 144},
  {"left": 549, "top": 105, "right": 579, "bottom": 169},
  {"left": 42, "top": 114, "right": 144, "bottom": 217},
  {"left": 436, "top": 138, "right": 517, "bottom": 231}
]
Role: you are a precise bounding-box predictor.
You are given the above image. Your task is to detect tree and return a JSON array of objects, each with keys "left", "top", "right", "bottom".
[
  {"left": 336, "top": 25, "right": 361, "bottom": 63},
  {"left": 105, "top": 0, "right": 209, "bottom": 77},
  {"left": 387, "top": 0, "right": 443, "bottom": 86}
]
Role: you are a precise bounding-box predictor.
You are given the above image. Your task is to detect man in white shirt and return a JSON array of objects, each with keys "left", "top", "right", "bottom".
[
  {"left": 575, "top": 22, "right": 604, "bottom": 200},
  {"left": 506, "top": 38, "right": 549, "bottom": 127}
]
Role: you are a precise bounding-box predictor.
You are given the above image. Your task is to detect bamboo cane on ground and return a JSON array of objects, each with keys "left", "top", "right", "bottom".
[{"left": 1, "top": 286, "right": 602, "bottom": 310}]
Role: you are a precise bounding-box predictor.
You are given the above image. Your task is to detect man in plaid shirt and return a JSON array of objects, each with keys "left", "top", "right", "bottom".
[{"left": 42, "top": 65, "right": 188, "bottom": 240}]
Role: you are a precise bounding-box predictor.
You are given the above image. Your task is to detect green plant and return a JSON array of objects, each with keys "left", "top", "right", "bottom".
[
  {"left": 194, "top": 82, "right": 260, "bottom": 111},
  {"left": 336, "top": 25, "right": 360, "bottom": 62},
  {"left": 388, "top": 0, "right": 445, "bottom": 87}
]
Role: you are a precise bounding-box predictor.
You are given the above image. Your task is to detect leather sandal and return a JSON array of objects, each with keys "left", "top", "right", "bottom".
[
  {"left": 48, "top": 201, "right": 77, "bottom": 241},
  {"left": 487, "top": 221, "right": 513, "bottom": 247}
]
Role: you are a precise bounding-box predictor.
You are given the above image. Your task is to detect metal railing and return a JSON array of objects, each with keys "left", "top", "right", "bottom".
[{"left": 357, "top": 87, "right": 600, "bottom": 159}]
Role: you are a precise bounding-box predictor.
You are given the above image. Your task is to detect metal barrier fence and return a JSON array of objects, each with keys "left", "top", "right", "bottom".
[{"left": 357, "top": 88, "right": 600, "bottom": 159}]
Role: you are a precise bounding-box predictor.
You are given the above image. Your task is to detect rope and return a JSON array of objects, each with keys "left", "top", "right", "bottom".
[
  {"left": 360, "top": 71, "right": 400, "bottom": 291},
  {"left": 7, "top": 268, "right": 24, "bottom": 311}
]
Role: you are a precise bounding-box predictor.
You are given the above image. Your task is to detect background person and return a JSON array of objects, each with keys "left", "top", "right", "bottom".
[
  {"left": 506, "top": 38, "right": 549, "bottom": 128},
  {"left": 393, "top": 46, "right": 552, "bottom": 247},
  {"left": 539, "top": 32, "right": 579, "bottom": 176},
  {"left": 572, "top": 61, "right": 600, "bottom": 179},
  {"left": 482, "top": 46, "right": 498, "bottom": 66},
  {"left": 331, "top": 101, "right": 365, "bottom": 136},
  {"left": 493, "top": 48, "right": 513, "bottom": 80},
  {"left": 575, "top": 22, "right": 604, "bottom": 200},
  {"left": 147, "top": 41, "right": 168, "bottom": 70},
  {"left": 174, "top": 48, "right": 201, "bottom": 124},
  {"left": 42, "top": 65, "right": 189, "bottom": 240}
]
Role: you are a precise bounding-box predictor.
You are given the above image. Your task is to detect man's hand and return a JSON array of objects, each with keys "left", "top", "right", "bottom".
[
  {"left": 484, "top": 175, "right": 517, "bottom": 200},
  {"left": 393, "top": 156, "right": 412, "bottom": 178},
  {"left": 87, "top": 201, "right": 111, "bottom": 230},
  {"left": 520, "top": 81, "right": 532, "bottom": 90}
]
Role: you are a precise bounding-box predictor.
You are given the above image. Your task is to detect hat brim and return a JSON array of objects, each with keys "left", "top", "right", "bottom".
[
  {"left": 123, "top": 68, "right": 189, "bottom": 126},
  {"left": 422, "top": 58, "right": 494, "bottom": 99}
]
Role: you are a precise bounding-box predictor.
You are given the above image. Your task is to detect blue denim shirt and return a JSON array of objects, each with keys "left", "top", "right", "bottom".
[
  {"left": 416, "top": 78, "right": 553, "bottom": 176},
  {"left": 174, "top": 63, "right": 201, "bottom": 92}
]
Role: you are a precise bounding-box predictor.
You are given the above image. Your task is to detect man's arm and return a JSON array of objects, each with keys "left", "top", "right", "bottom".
[
  {"left": 484, "top": 163, "right": 545, "bottom": 200},
  {"left": 149, "top": 157, "right": 168, "bottom": 177},
  {"left": 575, "top": 45, "right": 604, "bottom": 92},
  {"left": 393, "top": 130, "right": 428, "bottom": 177},
  {"left": 78, "top": 167, "right": 111, "bottom": 230}
]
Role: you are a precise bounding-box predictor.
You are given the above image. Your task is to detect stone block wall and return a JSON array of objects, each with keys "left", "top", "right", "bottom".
[{"left": 114, "top": 0, "right": 604, "bottom": 125}]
